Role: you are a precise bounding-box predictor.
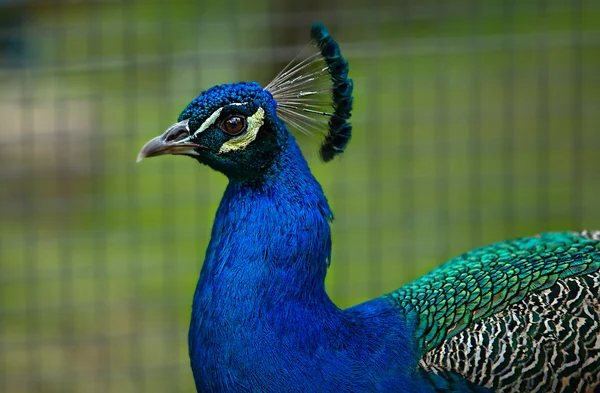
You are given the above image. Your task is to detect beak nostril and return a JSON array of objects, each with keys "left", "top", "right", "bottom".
[
  {"left": 138, "top": 119, "right": 195, "bottom": 162},
  {"left": 166, "top": 129, "right": 188, "bottom": 143}
]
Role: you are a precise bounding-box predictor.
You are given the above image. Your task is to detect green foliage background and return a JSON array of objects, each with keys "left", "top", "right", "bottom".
[{"left": 1, "top": 1, "right": 599, "bottom": 392}]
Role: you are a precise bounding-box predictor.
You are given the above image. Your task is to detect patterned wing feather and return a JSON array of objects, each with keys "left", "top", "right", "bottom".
[
  {"left": 385, "top": 231, "right": 600, "bottom": 392},
  {"left": 421, "top": 271, "right": 600, "bottom": 392}
]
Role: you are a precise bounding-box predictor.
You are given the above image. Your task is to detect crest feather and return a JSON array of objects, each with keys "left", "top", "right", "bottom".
[{"left": 265, "top": 22, "right": 353, "bottom": 162}]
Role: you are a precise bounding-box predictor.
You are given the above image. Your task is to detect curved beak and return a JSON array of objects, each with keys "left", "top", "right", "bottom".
[{"left": 137, "top": 119, "right": 202, "bottom": 162}]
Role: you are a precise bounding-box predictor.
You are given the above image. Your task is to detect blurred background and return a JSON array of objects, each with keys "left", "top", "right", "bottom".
[{"left": 1, "top": 0, "right": 599, "bottom": 392}]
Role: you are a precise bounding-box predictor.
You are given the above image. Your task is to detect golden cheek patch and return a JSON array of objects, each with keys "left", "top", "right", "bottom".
[{"left": 218, "top": 107, "right": 265, "bottom": 154}]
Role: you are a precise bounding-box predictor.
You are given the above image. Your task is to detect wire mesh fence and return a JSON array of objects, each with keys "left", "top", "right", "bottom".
[{"left": 1, "top": 1, "right": 599, "bottom": 392}]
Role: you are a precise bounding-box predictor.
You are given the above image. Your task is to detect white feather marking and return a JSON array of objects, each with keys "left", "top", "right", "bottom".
[
  {"left": 264, "top": 41, "right": 338, "bottom": 140},
  {"left": 218, "top": 107, "right": 265, "bottom": 154},
  {"left": 192, "top": 102, "right": 246, "bottom": 138},
  {"left": 193, "top": 107, "right": 223, "bottom": 137}
]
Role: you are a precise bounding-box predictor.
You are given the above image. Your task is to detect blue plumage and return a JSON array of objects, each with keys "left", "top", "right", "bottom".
[
  {"left": 137, "top": 23, "right": 600, "bottom": 393},
  {"left": 188, "top": 133, "right": 424, "bottom": 392}
]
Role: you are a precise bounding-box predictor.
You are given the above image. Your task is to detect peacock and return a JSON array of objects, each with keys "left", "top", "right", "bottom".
[{"left": 137, "top": 23, "right": 600, "bottom": 393}]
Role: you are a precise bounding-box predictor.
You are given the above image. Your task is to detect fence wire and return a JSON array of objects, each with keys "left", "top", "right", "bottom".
[{"left": 1, "top": 1, "right": 599, "bottom": 392}]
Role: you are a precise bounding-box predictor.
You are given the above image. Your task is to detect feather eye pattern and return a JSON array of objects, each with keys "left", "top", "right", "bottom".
[{"left": 265, "top": 22, "right": 353, "bottom": 162}]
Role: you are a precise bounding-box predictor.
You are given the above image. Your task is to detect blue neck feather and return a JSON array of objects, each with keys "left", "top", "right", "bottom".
[
  {"left": 196, "top": 132, "right": 334, "bottom": 303},
  {"left": 189, "top": 133, "right": 340, "bottom": 388},
  {"left": 188, "top": 131, "right": 445, "bottom": 392}
]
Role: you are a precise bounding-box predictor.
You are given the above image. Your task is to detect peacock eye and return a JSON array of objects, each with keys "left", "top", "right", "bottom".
[{"left": 221, "top": 115, "right": 247, "bottom": 136}]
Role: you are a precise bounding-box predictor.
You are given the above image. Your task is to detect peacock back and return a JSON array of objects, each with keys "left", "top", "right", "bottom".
[{"left": 386, "top": 230, "right": 600, "bottom": 392}]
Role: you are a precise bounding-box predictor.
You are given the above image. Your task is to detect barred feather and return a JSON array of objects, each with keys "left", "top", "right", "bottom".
[
  {"left": 385, "top": 231, "right": 600, "bottom": 392},
  {"left": 420, "top": 272, "right": 600, "bottom": 392}
]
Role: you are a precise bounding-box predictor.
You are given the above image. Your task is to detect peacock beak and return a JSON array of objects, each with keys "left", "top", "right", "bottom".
[{"left": 137, "top": 119, "right": 202, "bottom": 162}]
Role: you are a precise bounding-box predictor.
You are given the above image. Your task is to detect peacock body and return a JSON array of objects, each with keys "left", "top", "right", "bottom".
[{"left": 137, "top": 23, "right": 600, "bottom": 393}]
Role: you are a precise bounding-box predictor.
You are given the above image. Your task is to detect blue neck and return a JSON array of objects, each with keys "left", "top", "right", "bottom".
[
  {"left": 199, "top": 134, "right": 333, "bottom": 300},
  {"left": 189, "top": 135, "right": 339, "bottom": 365},
  {"left": 188, "top": 134, "right": 432, "bottom": 392}
]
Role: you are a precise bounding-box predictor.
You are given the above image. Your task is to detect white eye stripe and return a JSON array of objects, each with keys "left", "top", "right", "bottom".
[
  {"left": 192, "top": 102, "right": 247, "bottom": 138},
  {"left": 218, "top": 107, "right": 265, "bottom": 154},
  {"left": 193, "top": 107, "right": 223, "bottom": 137}
]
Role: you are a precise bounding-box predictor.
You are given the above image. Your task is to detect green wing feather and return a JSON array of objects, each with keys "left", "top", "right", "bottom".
[{"left": 384, "top": 231, "right": 600, "bottom": 353}]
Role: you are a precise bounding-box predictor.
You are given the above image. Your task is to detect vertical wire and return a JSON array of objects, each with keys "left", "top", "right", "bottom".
[
  {"left": 367, "top": 10, "right": 382, "bottom": 298},
  {"left": 333, "top": 124, "right": 349, "bottom": 302},
  {"left": 502, "top": 1, "right": 516, "bottom": 236},
  {"left": 54, "top": 4, "right": 74, "bottom": 391},
  {"left": 21, "top": 14, "right": 39, "bottom": 393},
  {"left": 0, "top": 58, "right": 5, "bottom": 390},
  {"left": 122, "top": 0, "right": 145, "bottom": 391},
  {"left": 0, "top": 51, "right": 4, "bottom": 389},
  {"left": 435, "top": 0, "right": 449, "bottom": 257},
  {"left": 189, "top": 0, "right": 205, "bottom": 386},
  {"left": 537, "top": 0, "right": 549, "bottom": 229},
  {"left": 157, "top": 0, "right": 168, "bottom": 384},
  {"left": 571, "top": 0, "right": 583, "bottom": 228},
  {"left": 87, "top": 2, "right": 109, "bottom": 391},
  {"left": 157, "top": 1, "right": 177, "bottom": 388},
  {"left": 230, "top": 0, "right": 242, "bottom": 78},
  {"left": 468, "top": 0, "right": 482, "bottom": 246},
  {"left": 0, "top": 44, "right": 4, "bottom": 388},
  {"left": 330, "top": 0, "right": 348, "bottom": 304},
  {"left": 401, "top": 2, "right": 416, "bottom": 282}
]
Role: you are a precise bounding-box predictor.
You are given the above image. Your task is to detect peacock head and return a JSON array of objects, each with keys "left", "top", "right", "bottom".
[
  {"left": 137, "top": 23, "right": 353, "bottom": 182},
  {"left": 137, "top": 82, "right": 285, "bottom": 180}
]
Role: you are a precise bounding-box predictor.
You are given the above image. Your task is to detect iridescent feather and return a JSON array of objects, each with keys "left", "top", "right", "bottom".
[
  {"left": 265, "top": 22, "right": 353, "bottom": 162},
  {"left": 386, "top": 231, "right": 600, "bottom": 392}
]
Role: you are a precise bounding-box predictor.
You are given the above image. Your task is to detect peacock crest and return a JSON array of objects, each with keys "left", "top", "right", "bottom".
[{"left": 265, "top": 22, "right": 353, "bottom": 162}]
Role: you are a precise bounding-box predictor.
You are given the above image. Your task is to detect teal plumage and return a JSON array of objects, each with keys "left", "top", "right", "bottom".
[
  {"left": 137, "top": 22, "right": 600, "bottom": 392},
  {"left": 388, "top": 231, "right": 600, "bottom": 352},
  {"left": 389, "top": 230, "right": 600, "bottom": 392}
]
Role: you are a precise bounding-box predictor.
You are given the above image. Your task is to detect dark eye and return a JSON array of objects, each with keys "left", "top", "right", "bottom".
[{"left": 221, "top": 115, "right": 247, "bottom": 136}]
